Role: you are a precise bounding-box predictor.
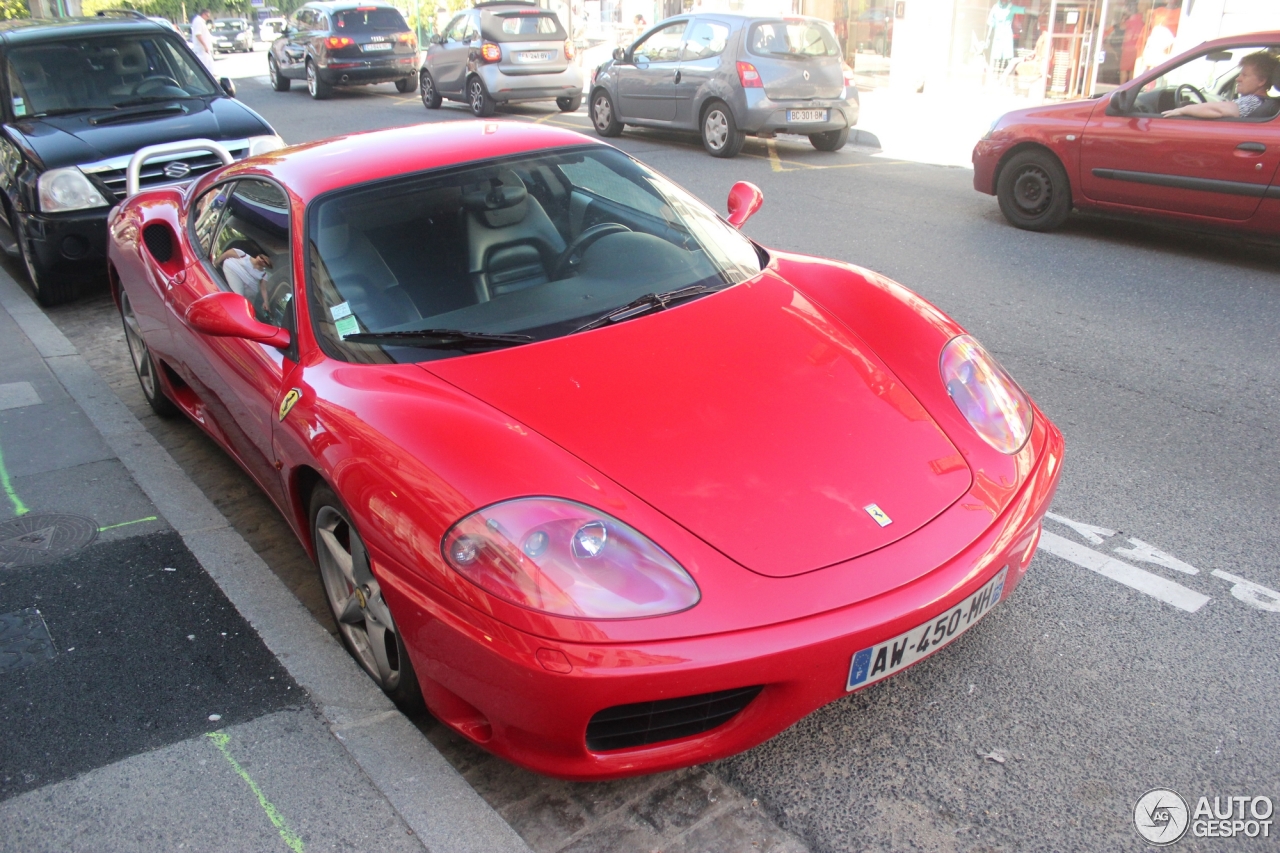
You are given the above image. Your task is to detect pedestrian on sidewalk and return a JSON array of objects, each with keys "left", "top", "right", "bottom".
[{"left": 191, "top": 8, "right": 216, "bottom": 75}]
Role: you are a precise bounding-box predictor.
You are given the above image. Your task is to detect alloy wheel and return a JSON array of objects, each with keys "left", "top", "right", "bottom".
[
  {"left": 120, "top": 291, "right": 157, "bottom": 400},
  {"left": 703, "top": 109, "right": 729, "bottom": 151},
  {"left": 469, "top": 79, "right": 484, "bottom": 113}
]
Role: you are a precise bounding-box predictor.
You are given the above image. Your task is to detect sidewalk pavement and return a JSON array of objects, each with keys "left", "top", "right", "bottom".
[{"left": 0, "top": 266, "right": 530, "bottom": 853}]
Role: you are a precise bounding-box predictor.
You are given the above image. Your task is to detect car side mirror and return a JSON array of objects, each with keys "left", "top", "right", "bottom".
[
  {"left": 185, "top": 291, "right": 291, "bottom": 348},
  {"left": 219, "top": 77, "right": 236, "bottom": 97},
  {"left": 1106, "top": 88, "right": 1132, "bottom": 115},
  {"left": 726, "top": 180, "right": 763, "bottom": 228},
  {"left": 612, "top": 46, "right": 625, "bottom": 62},
  {"left": 431, "top": 33, "right": 444, "bottom": 44}
]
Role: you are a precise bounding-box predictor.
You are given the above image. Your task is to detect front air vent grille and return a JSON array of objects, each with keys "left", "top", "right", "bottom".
[
  {"left": 585, "top": 685, "right": 763, "bottom": 752},
  {"left": 142, "top": 223, "right": 174, "bottom": 263}
]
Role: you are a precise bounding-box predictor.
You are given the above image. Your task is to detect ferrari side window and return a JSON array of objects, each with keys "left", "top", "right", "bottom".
[
  {"left": 208, "top": 179, "right": 293, "bottom": 328},
  {"left": 191, "top": 182, "right": 234, "bottom": 258}
]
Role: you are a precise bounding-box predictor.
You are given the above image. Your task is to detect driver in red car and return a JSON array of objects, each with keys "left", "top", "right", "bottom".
[{"left": 1162, "top": 51, "right": 1277, "bottom": 118}]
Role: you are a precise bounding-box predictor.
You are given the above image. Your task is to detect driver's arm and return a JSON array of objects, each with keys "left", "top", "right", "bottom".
[{"left": 1162, "top": 100, "right": 1240, "bottom": 118}]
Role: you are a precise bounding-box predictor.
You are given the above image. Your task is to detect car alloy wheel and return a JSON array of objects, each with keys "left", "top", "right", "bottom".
[
  {"left": 306, "top": 59, "right": 330, "bottom": 99},
  {"left": 311, "top": 489, "right": 422, "bottom": 710},
  {"left": 421, "top": 72, "right": 441, "bottom": 109},
  {"left": 468, "top": 76, "right": 494, "bottom": 117},
  {"left": 119, "top": 289, "right": 178, "bottom": 417},
  {"left": 269, "top": 55, "right": 290, "bottom": 92}
]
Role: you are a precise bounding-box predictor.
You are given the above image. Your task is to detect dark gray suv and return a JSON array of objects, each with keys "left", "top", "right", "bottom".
[{"left": 590, "top": 15, "right": 858, "bottom": 157}]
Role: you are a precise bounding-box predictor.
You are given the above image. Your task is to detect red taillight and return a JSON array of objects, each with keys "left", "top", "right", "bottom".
[
  {"left": 326, "top": 35, "right": 353, "bottom": 49},
  {"left": 480, "top": 42, "right": 501, "bottom": 62},
  {"left": 841, "top": 60, "right": 855, "bottom": 89},
  {"left": 564, "top": 38, "right": 574, "bottom": 60},
  {"left": 736, "top": 61, "right": 762, "bottom": 88}
]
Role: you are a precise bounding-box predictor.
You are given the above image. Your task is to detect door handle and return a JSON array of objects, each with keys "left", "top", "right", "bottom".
[
  {"left": 166, "top": 269, "right": 186, "bottom": 290},
  {"left": 674, "top": 70, "right": 681, "bottom": 83},
  {"left": 1236, "top": 142, "right": 1266, "bottom": 153}
]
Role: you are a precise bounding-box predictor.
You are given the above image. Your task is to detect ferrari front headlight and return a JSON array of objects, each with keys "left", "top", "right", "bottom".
[
  {"left": 38, "top": 167, "right": 110, "bottom": 213},
  {"left": 940, "top": 334, "right": 1032, "bottom": 454},
  {"left": 442, "top": 498, "right": 700, "bottom": 619}
]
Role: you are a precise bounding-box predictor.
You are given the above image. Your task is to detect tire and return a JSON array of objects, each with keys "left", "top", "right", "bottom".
[
  {"left": 556, "top": 93, "right": 582, "bottom": 112},
  {"left": 119, "top": 288, "right": 179, "bottom": 418},
  {"left": 306, "top": 59, "right": 331, "bottom": 100},
  {"left": 810, "top": 127, "right": 849, "bottom": 152},
  {"left": 269, "top": 55, "right": 290, "bottom": 92},
  {"left": 589, "top": 88, "right": 622, "bottom": 137},
  {"left": 701, "top": 101, "right": 745, "bottom": 158},
  {"left": 17, "top": 227, "right": 73, "bottom": 306},
  {"left": 420, "top": 71, "right": 442, "bottom": 108},
  {"left": 996, "top": 149, "right": 1072, "bottom": 232},
  {"left": 395, "top": 75, "right": 417, "bottom": 94},
  {"left": 310, "top": 485, "right": 424, "bottom": 712},
  {"left": 467, "top": 75, "right": 495, "bottom": 117}
]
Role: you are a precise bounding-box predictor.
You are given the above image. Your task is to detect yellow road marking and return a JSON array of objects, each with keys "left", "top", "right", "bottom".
[
  {"left": 207, "top": 731, "right": 305, "bottom": 853},
  {"left": 766, "top": 139, "right": 783, "bottom": 172}
]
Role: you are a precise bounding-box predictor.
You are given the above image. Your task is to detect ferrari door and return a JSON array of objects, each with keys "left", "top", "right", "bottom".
[
  {"left": 1079, "top": 44, "right": 1280, "bottom": 221},
  {"left": 616, "top": 20, "right": 688, "bottom": 123},
  {"left": 165, "top": 178, "right": 297, "bottom": 505}
]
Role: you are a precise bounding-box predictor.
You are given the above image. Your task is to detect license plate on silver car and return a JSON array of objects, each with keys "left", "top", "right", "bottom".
[
  {"left": 363, "top": 42, "right": 393, "bottom": 51},
  {"left": 518, "top": 51, "right": 554, "bottom": 62},
  {"left": 787, "top": 109, "right": 828, "bottom": 123},
  {"left": 846, "top": 567, "right": 1008, "bottom": 691}
]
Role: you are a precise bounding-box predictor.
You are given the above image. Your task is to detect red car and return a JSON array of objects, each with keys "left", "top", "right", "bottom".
[
  {"left": 109, "top": 121, "right": 1063, "bottom": 780},
  {"left": 974, "top": 32, "right": 1280, "bottom": 236}
]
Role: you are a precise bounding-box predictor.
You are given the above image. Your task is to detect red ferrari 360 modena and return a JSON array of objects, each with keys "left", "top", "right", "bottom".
[
  {"left": 109, "top": 120, "right": 1063, "bottom": 780},
  {"left": 974, "top": 31, "right": 1280, "bottom": 237}
]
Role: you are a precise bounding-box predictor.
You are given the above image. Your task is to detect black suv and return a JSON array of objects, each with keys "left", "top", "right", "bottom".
[
  {"left": 0, "top": 13, "right": 283, "bottom": 304},
  {"left": 267, "top": 1, "right": 418, "bottom": 100}
]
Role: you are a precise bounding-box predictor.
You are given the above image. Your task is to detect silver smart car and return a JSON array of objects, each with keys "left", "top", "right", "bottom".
[
  {"left": 590, "top": 14, "right": 859, "bottom": 157},
  {"left": 420, "top": 0, "right": 583, "bottom": 117}
]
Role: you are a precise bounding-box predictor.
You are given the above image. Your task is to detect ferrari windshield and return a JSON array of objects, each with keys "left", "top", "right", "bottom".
[
  {"left": 7, "top": 35, "right": 218, "bottom": 116},
  {"left": 307, "top": 146, "right": 763, "bottom": 363}
]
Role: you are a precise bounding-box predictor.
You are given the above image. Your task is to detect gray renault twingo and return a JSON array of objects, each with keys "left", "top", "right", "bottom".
[{"left": 589, "top": 14, "right": 859, "bottom": 157}]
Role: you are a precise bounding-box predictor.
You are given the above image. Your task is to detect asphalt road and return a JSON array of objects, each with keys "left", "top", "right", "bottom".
[{"left": 54, "top": 51, "right": 1280, "bottom": 851}]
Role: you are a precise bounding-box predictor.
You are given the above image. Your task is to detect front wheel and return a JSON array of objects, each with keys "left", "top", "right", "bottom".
[
  {"left": 589, "top": 89, "right": 622, "bottom": 137},
  {"left": 311, "top": 486, "right": 424, "bottom": 712},
  {"left": 809, "top": 127, "right": 849, "bottom": 152},
  {"left": 467, "top": 75, "right": 495, "bottom": 117},
  {"left": 701, "top": 101, "right": 745, "bottom": 158},
  {"left": 996, "top": 149, "right": 1072, "bottom": 232},
  {"left": 119, "top": 289, "right": 178, "bottom": 418},
  {"left": 269, "top": 55, "right": 290, "bottom": 92},
  {"left": 556, "top": 93, "right": 582, "bottom": 112},
  {"left": 17, "top": 229, "right": 73, "bottom": 306},
  {"left": 395, "top": 75, "right": 417, "bottom": 94},
  {"left": 420, "top": 71, "right": 442, "bottom": 108},
  {"left": 306, "top": 60, "right": 331, "bottom": 100}
]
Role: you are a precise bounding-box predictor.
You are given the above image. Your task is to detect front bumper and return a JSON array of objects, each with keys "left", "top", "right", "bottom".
[
  {"left": 740, "top": 90, "right": 859, "bottom": 135},
  {"left": 476, "top": 63, "right": 583, "bottom": 104},
  {"left": 972, "top": 138, "right": 1009, "bottom": 195},
  {"left": 320, "top": 55, "right": 417, "bottom": 84},
  {"left": 381, "top": 419, "right": 1064, "bottom": 780},
  {"left": 21, "top": 208, "right": 110, "bottom": 278}
]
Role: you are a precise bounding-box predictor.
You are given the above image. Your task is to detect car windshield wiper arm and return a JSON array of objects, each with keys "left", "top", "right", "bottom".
[
  {"left": 29, "top": 107, "right": 96, "bottom": 118},
  {"left": 111, "top": 95, "right": 190, "bottom": 108},
  {"left": 572, "top": 285, "right": 718, "bottom": 334},
  {"left": 341, "top": 329, "right": 533, "bottom": 349}
]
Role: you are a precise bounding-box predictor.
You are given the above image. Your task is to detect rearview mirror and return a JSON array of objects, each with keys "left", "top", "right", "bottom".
[
  {"left": 219, "top": 77, "right": 236, "bottom": 97},
  {"left": 1205, "top": 50, "right": 1233, "bottom": 62},
  {"left": 185, "top": 291, "right": 291, "bottom": 348},
  {"left": 726, "top": 181, "right": 763, "bottom": 228}
]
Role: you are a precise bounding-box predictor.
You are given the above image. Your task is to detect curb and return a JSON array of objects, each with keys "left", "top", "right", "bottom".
[{"left": 0, "top": 270, "right": 532, "bottom": 853}]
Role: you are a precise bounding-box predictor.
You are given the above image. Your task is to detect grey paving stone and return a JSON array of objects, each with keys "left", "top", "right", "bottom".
[
  {"left": 0, "top": 382, "right": 40, "bottom": 411},
  {"left": 0, "top": 397, "right": 113, "bottom": 479},
  {"left": 9, "top": 458, "right": 168, "bottom": 542}
]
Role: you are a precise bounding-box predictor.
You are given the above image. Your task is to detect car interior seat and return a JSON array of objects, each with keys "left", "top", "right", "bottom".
[
  {"left": 110, "top": 41, "right": 150, "bottom": 93},
  {"left": 463, "top": 169, "right": 566, "bottom": 303},
  {"left": 316, "top": 207, "right": 421, "bottom": 330}
]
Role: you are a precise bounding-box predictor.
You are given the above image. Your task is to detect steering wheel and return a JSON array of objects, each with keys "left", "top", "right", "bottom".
[
  {"left": 1174, "top": 83, "right": 1207, "bottom": 107},
  {"left": 131, "top": 75, "right": 183, "bottom": 96},
  {"left": 550, "top": 223, "right": 632, "bottom": 280}
]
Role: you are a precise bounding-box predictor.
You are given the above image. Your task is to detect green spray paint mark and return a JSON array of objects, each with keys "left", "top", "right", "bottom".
[
  {"left": 98, "top": 516, "right": 159, "bottom": 532},
  {"left": 0, "top": 438, "right": 28, "bottom": 517},
  {"left": 206, "top": 731, "right": 305, "bottom": 853}
]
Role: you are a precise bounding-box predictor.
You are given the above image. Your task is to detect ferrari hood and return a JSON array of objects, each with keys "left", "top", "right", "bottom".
[{"left": 425, "top": 274, "right": 973, "bottom": 577}]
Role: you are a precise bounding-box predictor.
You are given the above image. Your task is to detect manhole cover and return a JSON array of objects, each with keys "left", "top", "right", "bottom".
[{"left": 0, "top": 514, "right": 98, "bottom": 569}]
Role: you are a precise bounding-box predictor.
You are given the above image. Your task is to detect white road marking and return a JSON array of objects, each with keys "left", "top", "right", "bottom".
[
  {"left": 1044, "top": 512, "right": 1116, "bottom": 545},
  {"left": 1039, "top": 531, "right": 1210, "bottom": 613},
  {"left": 1211, "top": 570, "right": 1280, "bottom": 613},
  {"left": 1112, "top": 538, "right": 1199, "bottom": 575}
]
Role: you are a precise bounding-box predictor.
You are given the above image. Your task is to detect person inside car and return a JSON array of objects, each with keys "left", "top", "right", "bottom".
[
  {"left": 216, "top": 240, "right": 273, "bottom": 310},
  {"left": 1162, "top": 51, "right": 1278, "bottom": 118}
]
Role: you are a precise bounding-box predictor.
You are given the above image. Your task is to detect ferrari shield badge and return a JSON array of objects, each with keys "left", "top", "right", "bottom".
[
  {"left": 278, "top": 388, "right": 302, "bottom": 422},
  {"left": 863, "top": 503, "right": 892, "bottom": 527}
]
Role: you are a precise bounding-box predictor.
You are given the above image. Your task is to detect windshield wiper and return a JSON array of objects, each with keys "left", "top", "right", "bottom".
[
  {"left": 572, "top": 285, "right": 719, "bottom": 334},
  {"left": 29, "top": 107, "right": 96, "bottom": 118},
  {"left": 341, "top": 329, "right": 533, "bottom": 349},
  {"left": 111, "top": 95, "right": 191, "bottom": 108}
]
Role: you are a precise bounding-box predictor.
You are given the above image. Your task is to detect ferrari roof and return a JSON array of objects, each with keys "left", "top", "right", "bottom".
[{"left": 231, "top": 121, "right": 603, "bottom": 201}]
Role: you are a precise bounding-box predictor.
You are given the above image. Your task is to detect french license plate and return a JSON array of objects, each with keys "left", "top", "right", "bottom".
[
  {"left": 519, "top": 51, "right": 554, "bottom": 62},
  {"left": 787, "top": 109, "right": 828, "bottom": 122},
  {"left": 362, "top": 42, "right": 393, "bottom": 52},
  {"left": 846, "top": 567, "right": 1007, "bottom": 691}
]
